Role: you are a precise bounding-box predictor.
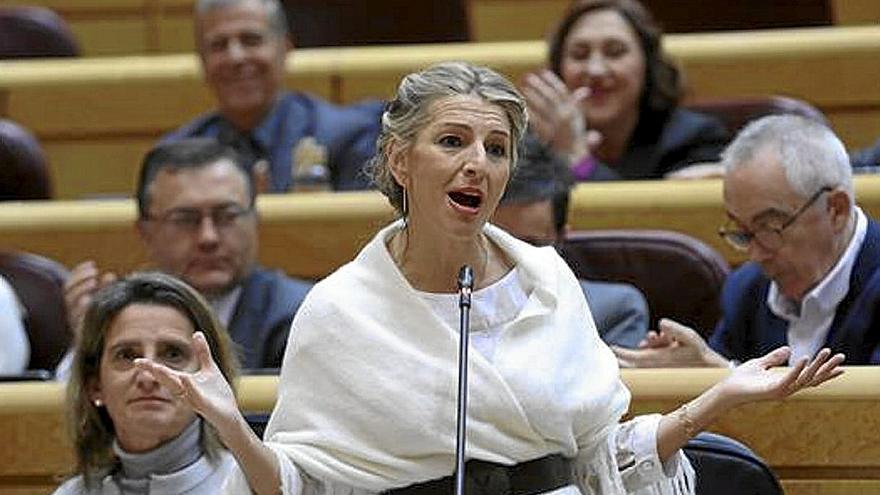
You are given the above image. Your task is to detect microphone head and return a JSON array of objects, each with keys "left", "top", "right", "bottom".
[{"left": 457, "top": 265, "right": 474, "bottom": 290}]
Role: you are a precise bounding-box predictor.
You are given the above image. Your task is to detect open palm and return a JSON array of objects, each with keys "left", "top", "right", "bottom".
[
  {"left": 135, "top": 332, "right": 241, "bottom": 432},
  {"left": 721, "top": 346, "right": 845, "bottom": 407}
]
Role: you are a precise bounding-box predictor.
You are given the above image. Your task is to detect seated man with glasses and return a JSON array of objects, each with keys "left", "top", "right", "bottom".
[
  {"left": 59, "top": 138, "right": 312, "bottom": 376},
  {"left": 614, "top": 114, "right": 880, "bottom": 367},
  {"left": 491, "top": 134, "right": 649, "bottom": 348}
]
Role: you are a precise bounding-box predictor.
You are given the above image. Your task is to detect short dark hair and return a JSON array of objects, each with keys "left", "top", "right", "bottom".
[
  {"left": 547, "top": 0, "right": 682, "bottom": 118},
  {"left": 136, "top": 138, "right": 255, "bottom": 218},
  {"left": 501, "top": 134, "right": 574, "bottom": 234}
]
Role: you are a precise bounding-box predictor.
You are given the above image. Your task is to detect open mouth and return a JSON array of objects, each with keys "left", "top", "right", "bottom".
[{"left": 448, "top": 191, "right": 482, "bottom": 209}]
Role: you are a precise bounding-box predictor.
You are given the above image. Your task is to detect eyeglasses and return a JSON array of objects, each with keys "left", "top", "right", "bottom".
[
  {"left": 718, "top": 186, "right": 833, "bottom": 252},
  {"left": 145, "top": 204, "right": 254, "bottom": 233}
]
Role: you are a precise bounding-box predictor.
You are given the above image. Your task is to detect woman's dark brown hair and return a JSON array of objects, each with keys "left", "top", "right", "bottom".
[{"left": 547, "top": 0, "right": 682, "bottom": 117}]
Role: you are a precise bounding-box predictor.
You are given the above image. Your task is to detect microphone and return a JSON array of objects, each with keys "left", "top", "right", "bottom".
[
  {"left": 458, "top": 265, "right": 474, "bottom": 308},
  {"left": 454, "top": 265, "right": 473, "bottom": 495}
]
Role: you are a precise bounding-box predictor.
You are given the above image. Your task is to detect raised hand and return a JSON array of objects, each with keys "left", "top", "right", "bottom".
[
  {"left": 135, "top": 331, "right": 241, "bottom": 432},
  {"left": 64, "top": 261, "right": 117, "bottom": 338},
  {"left": 719, "top": 346, "right": 845, "bottom": 406},
  {"left": 521, "top": 70, "right": 600, "bottom": 162},
  {"left": 613, "top": 318, "right": 730, "bottom": 368}
]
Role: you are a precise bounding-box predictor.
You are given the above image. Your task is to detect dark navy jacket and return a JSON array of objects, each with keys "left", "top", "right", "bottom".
[
  {"left": 588, "top": 108, "right": 730, "bottom": 181},
  {"left": 163, "top": 92, "right": 383, "bottom": 192},
  {"left": 227, "top": 266, "right": 312, "bottom": 369},
  {"left": 709, "top": 219, "right": 880, "bottom": 364}
]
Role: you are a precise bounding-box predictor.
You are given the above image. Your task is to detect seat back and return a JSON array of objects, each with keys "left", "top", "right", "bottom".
[
  {"left": 685, "top": 432, "right": 783, "bottom": 495},
  {"left": 0, "top": 6, "right": 79, "bottom": 59},
  {"left": 0, "top": 119, "right": 53, "bottom": 200},
  {"left": 560, "top": 230, "right": 729, "bottom": 336},
  {"left": 283, "top": 0, "right": 470, "bottom": 47},
  {"left": 0, "top": 252, "right": 70, "bottom": 371},
  {"left": 685, "top": 95, "right": 828, "bottom": 135}
]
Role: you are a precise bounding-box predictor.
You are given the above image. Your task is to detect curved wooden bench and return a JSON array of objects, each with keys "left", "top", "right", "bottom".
[
  {"left": 3, "top": 176, "right": 880, "bottom": 277},
  {"left": 1, "top": 367, "right": 877, "bottom": 494},
  {"left": 2, "top": 26, "right": 880, "bottom": 197}
]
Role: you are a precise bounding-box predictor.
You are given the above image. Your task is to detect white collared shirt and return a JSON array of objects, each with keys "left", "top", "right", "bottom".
[
  {"left": 767, "top": 207, "right": 868, "bottom": 364},
  {"left": 0, "top": 275, "right": 28, "bottom": 375},
  {"left": 209, "top": 286, "right": 243, "bottom": 328}
]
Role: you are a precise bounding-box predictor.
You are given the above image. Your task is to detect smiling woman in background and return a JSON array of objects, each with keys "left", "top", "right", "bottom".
[
  {"left": 523, "top": 0, "right": 729, "bottom": 181},
  {"left": 53, "top": 272, "right": 239, "bottom": 495}
]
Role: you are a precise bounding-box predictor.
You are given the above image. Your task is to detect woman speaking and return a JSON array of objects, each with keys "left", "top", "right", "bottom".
[{"left": 138, "top": 62, "right": 843, "bottom": 495}]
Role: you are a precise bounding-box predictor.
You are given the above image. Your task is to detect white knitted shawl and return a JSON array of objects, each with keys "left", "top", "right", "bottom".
[{"left": 255, "top": 222, "right": 633, "bottom": 493}]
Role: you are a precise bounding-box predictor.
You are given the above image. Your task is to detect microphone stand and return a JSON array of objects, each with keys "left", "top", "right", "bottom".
[{"left": 454, "top": 265, "right": 474, "bottom": 495}]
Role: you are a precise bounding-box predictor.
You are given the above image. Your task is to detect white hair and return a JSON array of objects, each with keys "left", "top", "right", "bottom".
[
  {"left": 723, "top": 114, "right": 853, "bottom": 203},
  {"left": 195, "top": 0, "right": 288, "bottom": 38}
]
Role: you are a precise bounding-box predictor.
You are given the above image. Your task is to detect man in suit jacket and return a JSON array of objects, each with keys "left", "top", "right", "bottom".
[
  {"left": 162, "top": 0, "right": 382, "bottom": 192},
  {"left": 64, "top": 139, "right": 311, "bottom": 371},
  {"left": 614, "top": 115, "right": 880, "bottom": 367},
  {"left": 491, "top": 134, "right": 649, "bottom": 348}
]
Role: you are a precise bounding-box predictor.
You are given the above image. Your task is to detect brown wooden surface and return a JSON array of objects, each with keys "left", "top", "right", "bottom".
[
  {"left": 2, "top": 0, "right": 194, "bottom": 56},
  {"left": 3, "top": 176, "right": 880, "bottom": 278},
  {"left": 2, "top": 26, "right": 880, "bottom": 199},
  {"left": 8, "top": 0, "right": 879, "bottom": 55},
  {"left": 2, "top": 368, "right": 878, "bottom": 493}
]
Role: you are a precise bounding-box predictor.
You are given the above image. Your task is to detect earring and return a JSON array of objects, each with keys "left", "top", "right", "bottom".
[
  {"left": 94, "top": 399, "right": 103, "bottom": 407},
  {"left": 402, "top": 188, "right": 409, "bottom": 218}
]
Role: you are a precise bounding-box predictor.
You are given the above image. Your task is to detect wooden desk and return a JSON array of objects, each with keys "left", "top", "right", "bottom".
[
  {"left": 1, "top": 26, "right": 880, "bottom": 198},
  {"left": 3, "top": 176, "right": 880, "bottom": 276},
  {"left": 2, "top": 0, "right": 195, "bottom": 56},
  {"left": 7, "top": 0, "right": 879, "bottom": 55},
  {"left": 1, "top": 368, "right": 877, "bottom": 494}
]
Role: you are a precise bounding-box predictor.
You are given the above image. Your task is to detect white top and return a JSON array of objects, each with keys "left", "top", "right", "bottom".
[
  {"left": 209, "top": 286, "right": 242, "bottom": 329},
  {"left": 223, "top": 221, "right": 693, "bottom": 495},
  {"left": 417, "top": 267, "right": 680, "bottom": 493},
  {"left": 0, "top": 275, "right": 29, "bottom": 374},
  {"left": 767, "top": 207, "right": 868, "bottom": 364}
]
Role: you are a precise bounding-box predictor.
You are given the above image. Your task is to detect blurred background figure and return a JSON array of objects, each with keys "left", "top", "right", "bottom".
[
  {"left": 0, "top": 6, "right": 79, "bottom": 59},
  {"left": 492, "top": 134, "right": 649, "bottom": 347},
  {"left": 163, "top": 0, "right": 382, "bottom": 192},
  {"left": 0, "top": 119, "right": 53, "bottom": 201},
  {"left": 61, "top": 139, "right": 311, "bottom": 376},
  {"left": 522, "top": 0, "right": 729, "bottom": 181},
  {"left": 0, "top": 274, "right": 28, "bottom": 375},
  {"left": 53, "top": 272, "right": 239, "bottom": 495}
]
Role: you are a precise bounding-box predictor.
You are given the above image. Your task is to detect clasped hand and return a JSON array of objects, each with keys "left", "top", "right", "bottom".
[
  {"left": 613, "top": 318, "right": 846, "bottom": 405},
  {"left": 521, "top": 70, "right": 601, "bottom": 162}
]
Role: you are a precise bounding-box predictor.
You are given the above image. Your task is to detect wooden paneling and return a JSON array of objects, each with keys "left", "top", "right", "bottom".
[
  {"left": 2, "top": 368, "right": 878, "bottom": 492},
  {"left": 9, "top": 0, "right": 880, "bottom": 57},
  {"left": 2, "top": 0, "right": 194, "bottom": 56},
  {"left": 2, "top": 26, "right": 880, "bottom": 198},
  {"left": 831, "top": 0, "right": 880, "bottom": 25},
  {"left": 469, "top": 0, "right": 568, "bottom": 41},
  {"left": 3, "top": 176, "right": 880, "bottom": 277}
]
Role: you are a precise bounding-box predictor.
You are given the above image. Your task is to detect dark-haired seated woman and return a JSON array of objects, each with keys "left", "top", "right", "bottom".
[
  {"left": 52, "top": 272, "right": 239, "bottom": 494},
  {"left": 522, "top": 0, "right": 729, "bottom": 181}
]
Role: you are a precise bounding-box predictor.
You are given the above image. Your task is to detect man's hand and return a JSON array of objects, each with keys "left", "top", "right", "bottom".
[
  {"left": 612, "top": 318, "right": 730, "bottom": 368},
  {"left": 64, "top": 261, "right": 117, "bottom": 338}
]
